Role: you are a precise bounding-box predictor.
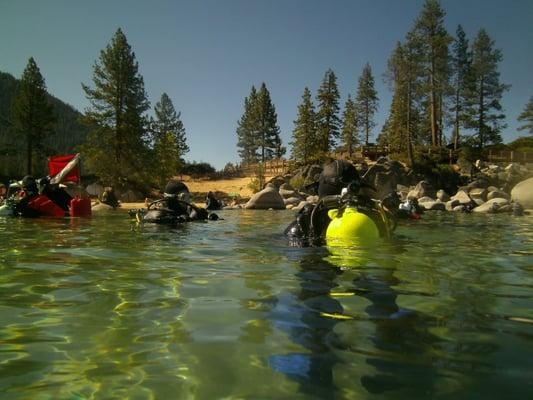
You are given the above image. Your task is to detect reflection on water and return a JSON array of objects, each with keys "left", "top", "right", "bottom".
[{"left": 0, "top": 211, "right": 532, "bottom": 399}]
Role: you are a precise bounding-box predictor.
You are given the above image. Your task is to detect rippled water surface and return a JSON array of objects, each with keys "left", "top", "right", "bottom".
[{"left": 0, "top": 210, "right": 532, "bottom": 399}]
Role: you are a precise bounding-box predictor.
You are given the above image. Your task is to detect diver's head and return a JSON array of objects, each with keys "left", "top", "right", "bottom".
[
  {"left": 318, "top": 160, "right": 361, "bottom": 198},
  {"left": 21, "top": 175, "right": 38, "bottom": 195},
  {"left": 164, "top": 180, "right": 191, "bottom": 203}
]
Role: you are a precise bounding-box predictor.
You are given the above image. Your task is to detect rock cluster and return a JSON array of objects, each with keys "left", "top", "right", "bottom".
[{"left": 243, "top": 158, "right": 533, "bottom": 214}]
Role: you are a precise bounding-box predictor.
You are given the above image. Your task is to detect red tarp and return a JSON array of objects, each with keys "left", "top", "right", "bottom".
[{"left": 48, "top": 154, "right": 80, "bottom": 183}]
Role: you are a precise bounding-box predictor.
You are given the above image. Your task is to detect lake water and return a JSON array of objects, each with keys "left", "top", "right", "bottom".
[{"left": 0, "top": 210, "right": 532, "bottom": 399}]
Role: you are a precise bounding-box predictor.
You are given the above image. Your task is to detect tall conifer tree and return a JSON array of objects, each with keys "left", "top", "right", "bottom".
[
  {"left": 451, "top": 25, "right": 472, "bottom": 150},
  {"left": 355, "top": 63, "right": 379, "bottom": 145},
  {"left": 316, "top": 69, "right": 340, "bottom": 153},
  {"left": 236, "top": 86, "right": 259, "bottom": 164},
  {"left": 409, "top": 0, "right": 452, "bottom": 147},
  {"left": 82, "top": 28, "right": 150, "bottom": 186},
  {"left": 464, "top": 29, "right": 509, "bottom": 149},
  {"left": 517, "top": 96, "right": 533, "bottom": 135},
  {"left": 341, "top": 94, "right": 359, "bottom": 157},
  {"left": 291, "top": 87, "right": 317, "bottom": 164},
  {"left": 256, "top": 83, "right": 283, "bottom": 163},
  {"left": 12, "top": 57, "right": 55, "bottom": 174},
  {"left": 381, "top": 41, "right": 422, "bottom": 166},
  {"left": 152, "top": 93, "right": 189, "bottom": 156}
]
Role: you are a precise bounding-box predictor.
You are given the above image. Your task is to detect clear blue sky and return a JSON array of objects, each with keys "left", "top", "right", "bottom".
[{"left": 1, "top": 0, "right": 532, "bottom": 169}]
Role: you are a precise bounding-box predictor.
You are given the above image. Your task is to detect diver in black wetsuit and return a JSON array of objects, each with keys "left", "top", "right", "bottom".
[
  {"left": 134, "top": 180, "right": 216, "bottom": 223},
  {"left": 205, "top": 191, "right": 222, "bottom": 210},
  {"left": 285, "top": 160, "right": 394, "bottom": 246}
]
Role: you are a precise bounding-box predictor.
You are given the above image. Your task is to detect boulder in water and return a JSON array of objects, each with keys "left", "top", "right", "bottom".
[
  {"left": 245, "top": 185, "right": 285, "bottom": 210},
  {"left": 511, "top": 178, "right": 533, "bottom": 209},
  {"left": 472, "top": 198, "right": 509, "bottom": 213}
]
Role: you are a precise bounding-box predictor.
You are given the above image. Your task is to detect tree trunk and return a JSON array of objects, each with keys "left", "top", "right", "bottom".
[
  {"left": 454, "top": 89, "right": 460, "bottom": 150},
  {"left": 26, "top": 133, "right": 33, "bottom": 175},
  {"left": 479, "top": 76, "right": 484, "bottom": 150}
]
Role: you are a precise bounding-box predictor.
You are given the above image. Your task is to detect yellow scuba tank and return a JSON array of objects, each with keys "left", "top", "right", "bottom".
[{"left": 326, "top": 207, "right": 380, "bottom": 245}]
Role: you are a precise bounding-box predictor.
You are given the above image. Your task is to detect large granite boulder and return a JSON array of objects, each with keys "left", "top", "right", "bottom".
[
  {"left": 436, "top": 189, "right": 450, "bottom": 202},
  {"left": 245, "top": 184, "right": 285, "bottom": 210},
  {"left": 451, "top": 190, "right": 473, "bottom": 205},
  {"left": 487, "top": 190, "right": 510, "bottom": 201},
  {"left": 283, "top": 197, "right": 303, "bottom": 207},
  {"left": 408, "top": 180, "right": 436, "bottom": 200},
  {"left": 469, "top": 188, "right": 488, "bottom": 201},
  {"left": 420, "top": 201, "right": 446, "bottom": 211},
  {"left": 472, "top": 198, "right": 510, "bottom": 213},
  {"left": 511, "top": 177, "right": 533, "bottom": 209},
  {"left": 279, "top": 183, "right": 300, "bottom": 199},
  {"left": 86, "top": 183, "right": 104, "bottom": 197}
]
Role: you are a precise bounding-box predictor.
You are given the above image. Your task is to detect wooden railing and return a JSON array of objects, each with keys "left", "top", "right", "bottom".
[
  {"left": 240, "top": 159, "right": 290, "bottom": 176},
  {"left": 486, "top": 150, "right": 533, "bottom": 164}
]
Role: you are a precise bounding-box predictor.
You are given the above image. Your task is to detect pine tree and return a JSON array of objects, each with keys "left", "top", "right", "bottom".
[
  {"left": 236, "top": 86, "right": 259, "bottom": 164},
  {"left": 464, "top": 29, "right": 509, "bottom": 149},
  {"left": 451, "top": 25, "right": 472, "bottom": 150},
  {"left": 81, "top": 28, "right": 150, "bottom": 186},
  {"left": 291, "top": 87, "right": 317, "bottom": 164},
  {"left": 316, "top": 69, "right": 341, "bottom": 153},
  {"left": 340, "top": 94, "right": 359, "bottom": 157},
  {"left": 256, "top": 83, "right": 283, "bottom": 163},
  {"left": 236, "top": 84, "right": 284, "bottom": 164},
  {"left": 517, "top": 96, "right": 533, "bottom": 135},
  {"left": 152, "top": 93, "right": 189, "bottom": 156},
  {"left": 153, "top": 131, "right": 180, "bottom": 188},
  {"left": 382, "top": 41, "right": 422, "bottom": 166},
  {"left": 408, "top": 0, "right": 452, "bottom": 147},
  {"left": 12, "top": 57, "right": 55, "bottom": 175},
  {"left": 355, "top": 63, "right": 379, "bottom": 145}
]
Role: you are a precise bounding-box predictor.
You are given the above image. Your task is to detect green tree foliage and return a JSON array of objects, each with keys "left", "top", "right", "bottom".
[
  {"left": 236, "top": 83, "right": 284, "bottom": 164},
  {"left": 256, "top": 83, "right": 284, "bottom": 163},
  {"left": 153, "top": 132, "right": 180, "bottom": 188},
  {"left": 0, "top": 71, "right": 89, "bottom": 178},
  {"left": 380, "top": 41, "right": 422, "bottom": 166},
  {"left": 355, "top": 63, "right": 379, "bottom": 145},
  {"left": 340, "top": 94, "right": 359, "bottom": 157},
  {"left": 291, "top": 87, "right": 317, "bottom": 164},
  {"left": 236, "top": 86, "right": 259, "bottom": 164},
  {"left": 450, "top": 25, "right": 472, "bottom": 149},
  {"left": 316, "top": 68, "right": 341, "bottom": 153},
  {"left": 81, "top": 28, "right": 150, "bottom": 187},
  {"left": 517, "top": 96, "right": 533, "bottom": 135},
  {"left": 12, "top": 57, "right": 56, "bottom": 175},
  {"left": 151, "top": 93, "right": 189, "bottom": 156},
  {"left": 408, "top": 0, "right": 452, "bottom": 147},
  {"left": 464, "top": 29, "right": 509, "bottom": 149}
]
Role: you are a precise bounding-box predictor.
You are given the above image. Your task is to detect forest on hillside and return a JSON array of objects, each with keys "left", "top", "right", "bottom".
[{"left": 0, "top": 71, "right": 89, "bottom": 178}]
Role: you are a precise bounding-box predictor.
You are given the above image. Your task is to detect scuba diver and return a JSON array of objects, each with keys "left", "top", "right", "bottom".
[
  {"left": 131, "top": 180, "right": 218, "bottom": 224},
  {"left": 100, "top": 187, "right": 120, "bottom": 208},
  {"left": 285, "top": 160, "right": 396, "bottom": 247},
  {"left": 205, "top": 191, "right": 222, "bottom": 210},
  {"left": 7, "top": 175, "right": 69, "bottom": 217}
]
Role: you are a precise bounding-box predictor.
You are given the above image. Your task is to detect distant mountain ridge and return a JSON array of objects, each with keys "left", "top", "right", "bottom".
[{"left": 0, "top": 71, "right": 89, "bottom": 177}]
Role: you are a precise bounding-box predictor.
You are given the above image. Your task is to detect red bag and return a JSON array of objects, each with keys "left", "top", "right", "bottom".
[{"left": 70, "top": 197, "right": 92, "bottom": 217}]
